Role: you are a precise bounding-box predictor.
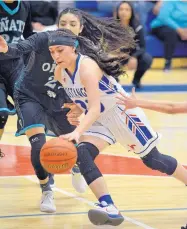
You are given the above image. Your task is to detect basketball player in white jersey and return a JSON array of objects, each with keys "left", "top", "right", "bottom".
[{"left": 49, "top": 29, "right": 187, "bottom": 226}]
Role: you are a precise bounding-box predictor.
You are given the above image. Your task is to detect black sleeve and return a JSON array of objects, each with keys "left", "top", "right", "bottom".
[
  {"left": 131, "top": 25, "right": 146, "bottom": 58},
  {"left": 23, "top": 2, "right": 34, "bottom": 39},
  {"left": 0, "top": 32, "right": 48, "bottom": 60}
]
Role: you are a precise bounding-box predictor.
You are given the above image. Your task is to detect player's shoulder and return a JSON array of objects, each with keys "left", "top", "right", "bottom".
[
  {"left": 79, "top": 54, "right": 103, "bottom": 80},
  {"left": 80, "top": 55, "right": 100, "bottom": 72}
]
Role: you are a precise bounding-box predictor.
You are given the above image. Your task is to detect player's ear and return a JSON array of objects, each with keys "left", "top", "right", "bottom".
[{"left": 79, "top": 25, "right": 84, "bottom": 34}]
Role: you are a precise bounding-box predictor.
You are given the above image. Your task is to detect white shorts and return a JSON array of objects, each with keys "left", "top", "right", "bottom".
[{"left": 83, "top": 105, "right": 161, "bottom": 158}]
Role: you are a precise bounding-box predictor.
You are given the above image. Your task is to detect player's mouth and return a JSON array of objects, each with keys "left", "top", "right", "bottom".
[{"left": 56, "top": 61, "right": 63, "bottom": 64}]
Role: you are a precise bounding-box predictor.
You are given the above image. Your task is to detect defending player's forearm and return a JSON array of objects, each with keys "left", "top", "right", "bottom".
[
  {"left": 136, "top": 99, "right": 187, "bottom": 114},
  {"left": 0, "top": 32, "right": 48, "bottom": 60}
]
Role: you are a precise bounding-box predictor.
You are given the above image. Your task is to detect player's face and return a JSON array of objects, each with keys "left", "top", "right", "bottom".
[
  {"left": 49, "top": 45, "right": 75, "bottom": 67},
  {"left": 58, "top": 13, "right": 83, "bottom": 36},
  {"left": 118, "top": 3, "right": 132, "bottom": 22}
]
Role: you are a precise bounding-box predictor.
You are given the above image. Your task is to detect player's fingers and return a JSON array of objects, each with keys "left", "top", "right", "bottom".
[
  {"left": 67, "top": 117, "right": 79, "bottom": 122},
  {"left": 116, "top": 96, "right": 127, "bottom": 102},
  {"left": 70, "top": 121, "right": 79, "bottom": 126},
  {"left": 67, "top": 112, "right": 79, "bottom": 118},
  {"left": 62, "top": 103, "right": 75, "bottom": 109},
  {"left": 118, "top": 91, "right": 128, "bottom": 98},
  {"left": 60, "top": 134, "right": 69, "bottom": 139},
  {"left": 116, "top": 101, "right": 126, "bottom": 105},
  {"left": 132, "top": 87, "right": 136, "bottom": 95}
]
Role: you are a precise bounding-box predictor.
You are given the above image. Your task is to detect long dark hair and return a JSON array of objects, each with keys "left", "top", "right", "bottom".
[
  {"left": 116, "top": 1, "right": 140, "bottom": 29},
  {"left": 50, "top": 29, "right": 130, "bottom": 79},
  {"left": 58, "top": 7, "right": 135, "bottom": 53}
]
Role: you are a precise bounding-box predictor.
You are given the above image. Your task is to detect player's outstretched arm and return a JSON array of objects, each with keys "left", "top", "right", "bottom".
[
  {"left": 116, "top": 87, "right": 187, "bottom": 114},
  {"left": 0, "top": 32, "right": 48, "bottom": 60}
]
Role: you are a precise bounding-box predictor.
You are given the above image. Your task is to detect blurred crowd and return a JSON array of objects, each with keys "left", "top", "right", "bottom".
[
  {"left": 0, "top": 0, "right": 187, "bottom": 88},
  {"left": 29, "top": 0, "right": 187, "bottom": 87}
]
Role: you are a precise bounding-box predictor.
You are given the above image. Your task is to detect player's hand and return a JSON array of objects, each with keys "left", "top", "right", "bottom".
[
  {"left": 60, "top": 130, "right": 80, "bottom": 143},
  {"left": 63, "top": 103, "right": 83, "bottom": 126},
  {"left": 0, "top": 36, "right": 8, "bottom": 53},
  {"left": 116, "top": 87, "right": 137, "bottom": 113}
]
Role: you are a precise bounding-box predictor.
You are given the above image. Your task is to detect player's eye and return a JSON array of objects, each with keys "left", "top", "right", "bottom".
[{"left": 70, "top": 23, "right": 76, "bottom": 27}]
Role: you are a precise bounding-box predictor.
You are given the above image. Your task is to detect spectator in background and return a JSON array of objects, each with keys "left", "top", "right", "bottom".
[
  {"left": 30, "top": 1, "right": 58, "bottom": 32},
  {"left": 132, "top": 1, "right": 162, "bottom": 34},
  {"left": 116, "top": 1, "right": 152, "bottom": 89},
  {"left": 151, "top": 1, "right": 187, "bottom": 72}
]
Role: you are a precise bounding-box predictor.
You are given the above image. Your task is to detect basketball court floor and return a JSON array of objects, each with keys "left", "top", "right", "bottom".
[{"left": 1, "top": 69, "right": 187, "bottom": 229}]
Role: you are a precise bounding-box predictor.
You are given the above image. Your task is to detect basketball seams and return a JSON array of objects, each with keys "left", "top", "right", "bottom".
[
  {"left": 41, "top": 146, "right": 76, "bottom": 151},
  {"left": 40, "top": 157, "right": 77, "bottom": 162}
]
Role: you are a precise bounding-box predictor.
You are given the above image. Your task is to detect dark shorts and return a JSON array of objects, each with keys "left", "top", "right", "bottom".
[
  {"left": 0, "top": 83, "right": 16, "bottom": 116},
  {"left": 14, "top": 92, "right": 75, "bottom": 136}
]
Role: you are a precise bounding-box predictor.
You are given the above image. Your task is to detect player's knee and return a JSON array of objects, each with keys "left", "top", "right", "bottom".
[
  {"left": 0, "top": 115, "right": 8, "bottom": 129},
  {"left": 29, "top": 133, "right": 48, "bottom": 180},
  {"left": 76, "top": 142, "right": 101, "bottom": 185},
  {"left": 141, "top": 147, "right": 177, "bottom": 175}
]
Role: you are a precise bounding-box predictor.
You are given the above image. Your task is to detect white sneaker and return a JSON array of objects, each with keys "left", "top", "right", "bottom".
[
  {"left": 88, "top": 202, "right": 124, "bottom": 226},
  {"left": 40, "top": 191, "right": 56, "bottom": 213},
  {"left": 71, "top": 164, "right": 87, "bottom": 193}
]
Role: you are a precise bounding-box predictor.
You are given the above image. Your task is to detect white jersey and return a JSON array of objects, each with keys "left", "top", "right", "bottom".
[
  {"left": 61, "top": 53, "right": 124, "bottom": 116},
  {"left": 61, "top": 53, "right": 160, "bottom": 157}
]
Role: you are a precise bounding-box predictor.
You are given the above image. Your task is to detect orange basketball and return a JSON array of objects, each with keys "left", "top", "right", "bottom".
[{"left": 40, "top": 137, "right": 77, "bottom": 174}]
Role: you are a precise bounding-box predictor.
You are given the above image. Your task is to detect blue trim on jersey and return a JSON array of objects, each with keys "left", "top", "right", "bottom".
[
  {"left": 136, "top": 129, "right": 147, "bottom": 146},
  {"left": 15, "top": 124, "right": 45, "bottom": 136},
  {"left": 65, "top": 53, "right": 81, "bottom": 84},
  {"left": 131, "top": 117, "right": 141, "bottom": 122},
  {"left": 0, "top": 108, "right": 16, "bottom": 115},
  {"left": 136, "top": 133, "right": 159, "bottom": 156},
  {"left": 86, "top": 130, "right": 116, "bottom": 144},
  {"left": 0, "top": 0, "right": 21, "bottom": 15},
  {"left": 139, "top": 126, "right": 153, "bottom": 140},
  {"left": 118, "top": 106, "right": 153, "bottom": 146},
  {"left": 99, "top": 75, "right": 118, "bottom": 94}
]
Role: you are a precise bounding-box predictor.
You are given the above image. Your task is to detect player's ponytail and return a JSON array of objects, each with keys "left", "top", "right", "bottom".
[{"left": 76, "top": 35, "right": 127, "bottom": 78}]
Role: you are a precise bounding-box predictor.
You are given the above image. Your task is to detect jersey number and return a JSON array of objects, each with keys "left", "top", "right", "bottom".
[{"left": 44, "top": 76, "right": 57, "bottom": 89}]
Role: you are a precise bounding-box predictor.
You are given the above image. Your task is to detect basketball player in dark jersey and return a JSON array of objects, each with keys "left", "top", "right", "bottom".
[{"left": 0, "top": 0, "right": 33, "bottom": 156}]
